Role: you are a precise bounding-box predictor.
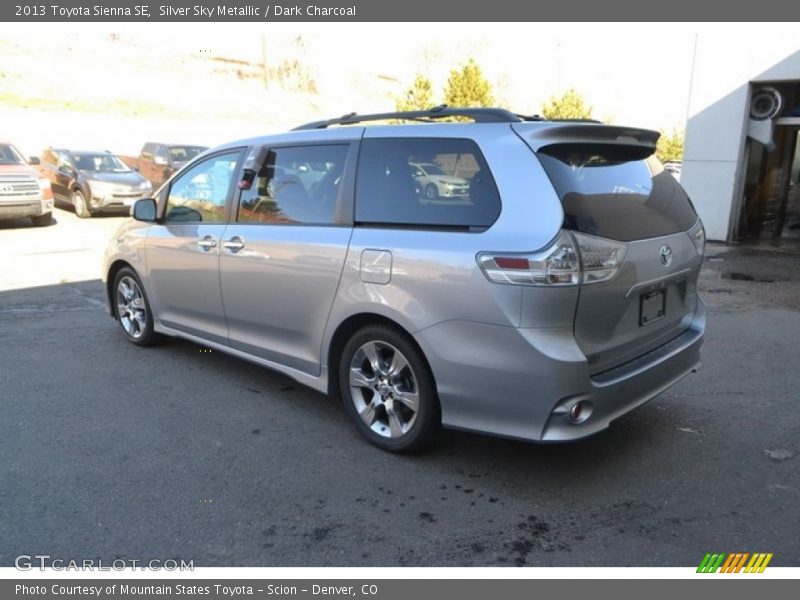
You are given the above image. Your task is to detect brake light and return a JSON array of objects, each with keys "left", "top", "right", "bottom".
[
  {"left": 477, "top": 230, "right": 579, "bottom": 286},
  {"left": 478, "top": 230, "right": 626, "bottom": 286}
]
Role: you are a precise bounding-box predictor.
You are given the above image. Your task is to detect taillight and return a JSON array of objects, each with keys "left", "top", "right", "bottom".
[
  {"left": 478, "top": 230, "right": 626, "bottom": 286},
  {"left": 572, "top": 231, "right": 627, "bottom": 284},
  {"left": 38, "top": 177, "right": 53, "bottom": 200},
  {"left": 477, "top": 230, "right": 579, "bottom": 286},
  {"left": 688, "top": 220, "right": 705, "bottom": 258}
]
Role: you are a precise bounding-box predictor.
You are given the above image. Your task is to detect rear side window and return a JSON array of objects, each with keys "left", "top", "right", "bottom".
[
  {"left": 536, "top": 144, "right": 697, "bottom": 241},
  {"left": 355, "top": 138, "right": 500, "bottom": 229}
]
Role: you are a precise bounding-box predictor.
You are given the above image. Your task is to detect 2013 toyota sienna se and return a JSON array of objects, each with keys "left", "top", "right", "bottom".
[{"left": 102, "top": 107, "right": 706, "bottom": 452}]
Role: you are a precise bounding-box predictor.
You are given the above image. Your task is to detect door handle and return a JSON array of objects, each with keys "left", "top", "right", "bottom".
[
  {"left": 222, "top": 236, "right": 246, "bottom": 253},
  {"left": 197, "top": 236, "right": 217, "bottom": 251}
]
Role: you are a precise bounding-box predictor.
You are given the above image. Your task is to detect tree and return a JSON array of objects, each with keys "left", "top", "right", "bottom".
[
  {"left": 396, "top": 74, "right": 435, "bottom": 112},
  {"left": 541, "top": 88, "right": 593, "bottom": 120},
  {"left": 443, "top": 59, "right": 494, "bottom": 108},
  {"left": 656, "top": 128, "right": 685, "bottom": 163}
]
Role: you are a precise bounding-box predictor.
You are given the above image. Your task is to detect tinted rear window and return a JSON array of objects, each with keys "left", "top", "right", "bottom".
[
  {"left": 536, "top": 144, "right": 697, "bottom": 241},
  {"left": 355, "top": 138, "right": 500, "bottom": 229}
]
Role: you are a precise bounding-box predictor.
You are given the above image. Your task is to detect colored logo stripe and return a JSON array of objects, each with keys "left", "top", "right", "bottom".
[
  {"left": 697, "top": 552, "right": 773, "bottom": 573},
  {"left": 697, "top": 553, "right": 726, "bottom": 573},
  {"left": 745, "top": 553, "right": 773, "bottom": 573}
]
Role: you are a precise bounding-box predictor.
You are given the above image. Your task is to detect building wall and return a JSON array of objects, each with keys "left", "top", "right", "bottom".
[{"left": 683, "top": 42, "right": 800, "bottom": 241}]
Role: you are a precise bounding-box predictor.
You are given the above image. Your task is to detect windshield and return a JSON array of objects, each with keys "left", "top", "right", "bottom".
[
  {"left": 0, "top": 144, "right": 27, "bottom": 166},
  {"left": 169, "top": 146, "right": 206, "bottom": 162},
  {"left": 72, "top": 153, "right": 131, "bottom": 173}
]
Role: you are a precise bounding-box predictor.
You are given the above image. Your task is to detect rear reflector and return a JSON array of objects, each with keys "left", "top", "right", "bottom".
[{"left": 493, "top": 257, "right": 530, "bottom": 270}]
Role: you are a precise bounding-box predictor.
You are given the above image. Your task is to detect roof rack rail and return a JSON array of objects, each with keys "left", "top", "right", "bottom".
[{"left": 292, "top": 105, "right": 545, "bottom": 130}]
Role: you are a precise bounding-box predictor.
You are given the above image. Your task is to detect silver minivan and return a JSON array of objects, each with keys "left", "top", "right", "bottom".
[{"left": 103, "top": 108, "right": 706, "bottom": 452}]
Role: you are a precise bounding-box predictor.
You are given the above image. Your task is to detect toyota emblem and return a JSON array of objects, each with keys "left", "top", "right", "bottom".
[
  {"left": 0, "top": 183, "right": 13, "bottom": 193},
  {"left": 659, "top": 245, "right": 673, "bottom": 267}
]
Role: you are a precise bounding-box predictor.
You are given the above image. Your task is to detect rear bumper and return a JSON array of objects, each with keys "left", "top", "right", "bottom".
[{"left": 414, "top": 297, "right": 706, "bottom": 442}]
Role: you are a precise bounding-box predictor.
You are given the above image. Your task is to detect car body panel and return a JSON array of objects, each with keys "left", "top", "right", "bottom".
[{"left": 219, "top": 223, "right": 353, "bottom": 375}]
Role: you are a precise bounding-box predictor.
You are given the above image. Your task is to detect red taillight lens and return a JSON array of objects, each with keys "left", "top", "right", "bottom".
[{"left": 493, "top": 257, "right": 530, "bottom": 270}]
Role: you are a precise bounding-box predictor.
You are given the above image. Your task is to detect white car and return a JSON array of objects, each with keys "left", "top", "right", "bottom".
[{"left": 410, "top": 162, "right": 470, "bottom": 201}]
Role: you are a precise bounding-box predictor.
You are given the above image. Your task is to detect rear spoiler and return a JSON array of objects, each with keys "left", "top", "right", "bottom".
[{"left": 511, "top": 122, "right": 660, "bottom": 154}]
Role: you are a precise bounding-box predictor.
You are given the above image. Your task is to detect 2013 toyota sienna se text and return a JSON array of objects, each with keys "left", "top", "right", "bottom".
[{"left": 103, "top": 107, "right": 706, "bottom": 452}]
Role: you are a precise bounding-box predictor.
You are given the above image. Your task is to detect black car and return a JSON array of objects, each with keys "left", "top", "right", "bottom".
[{"left": 39, "top": 148, "right": 153, "bottom": 218}]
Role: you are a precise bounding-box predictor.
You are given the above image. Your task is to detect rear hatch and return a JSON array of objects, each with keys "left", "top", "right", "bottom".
[{"left": 513, "top": 123, "right": 703, "bottom": 374}]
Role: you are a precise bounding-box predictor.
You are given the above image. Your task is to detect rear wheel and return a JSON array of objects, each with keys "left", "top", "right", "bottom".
[
  {"left": 73, "top": 189, "right": 91, "bottom": 218},
  {"left": 113, "top": 267, "right": 160, "bottom": 347},
  {"left": 339, "top": 325, "right": 440, "bottom": 452}
]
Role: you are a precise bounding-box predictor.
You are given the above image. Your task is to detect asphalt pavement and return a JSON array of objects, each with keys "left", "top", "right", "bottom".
[{"left": 0, "top": 209, "right": 798, "bottom": 567}]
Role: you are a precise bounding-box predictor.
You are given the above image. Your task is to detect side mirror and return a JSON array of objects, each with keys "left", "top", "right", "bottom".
[
  {"left": 131, "top": 198, "right": 157, "bottom": 222},
  {"left": 29, "top": 156, "right": 41, "bottom": 165}
]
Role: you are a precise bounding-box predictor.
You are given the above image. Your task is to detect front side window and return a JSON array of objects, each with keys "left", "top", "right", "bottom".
[
  {"left": 165, "top": 151, "right": 240, "bottom": 223},
  {"left": 57, "top": 152, "right": 73, "bottom": 169},
  {"left": 355, "top": 137, "right": 501, "bottom": 229},
  {"left": 237, "top": 144, "right": 349, "bottom": 225}
]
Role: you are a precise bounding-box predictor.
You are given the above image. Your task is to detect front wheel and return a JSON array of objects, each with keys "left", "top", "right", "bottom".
[
  {"left": 339, "top": 325, "right": 440, "bottom": 452},
  {"left": 424, "top": 184, "right": 438, "bottom": 201},
  {"left": 113, "top": 267, "right": 160, "bottom": 347},
  {"left": 73, "top": 189, "right": 92, "bottom": 218}
]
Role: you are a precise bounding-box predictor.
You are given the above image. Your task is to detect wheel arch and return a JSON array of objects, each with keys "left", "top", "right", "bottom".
[
  {"left": 325, "top": 312, "right": 435, "bottom": 398},
  {"left": 106, "top": 259, "right": 136, "bottom": 318}
]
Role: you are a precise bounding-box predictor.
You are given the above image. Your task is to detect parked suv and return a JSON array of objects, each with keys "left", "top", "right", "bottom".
[
  {"left": 0, "top": 142, "right": 53, "bottom": 226},
  {"left": 39, "top": 148, "right": 153, "bottom": 217},
  {"left": 103, "top": 107, "right": 706, "bottom": 452},
  {"left": 138, "top": 142, "right": 208, "bottom": 188}
]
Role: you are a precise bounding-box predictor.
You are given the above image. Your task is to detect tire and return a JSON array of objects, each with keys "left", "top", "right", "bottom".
[
  {"left": 112, "top": 267, "right": 160, "bottom": 347},
  {"left": 31, "top": 213, "right": 52, "bottom": 227},
  {"left": 424, "top": 184, "right": 438, "bottom": 201},
  {"left": 339, "top": 324, "right": 440, "bottom": 452},
  {"left": 73, "top": 189, "right": 92, "bottom": 218}
]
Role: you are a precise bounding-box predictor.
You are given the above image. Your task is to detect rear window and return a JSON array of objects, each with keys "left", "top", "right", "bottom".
[
  {"left": 355, "top": 138, "right": 500, "bottom": 229},
  {"left": 536, "top": 144, "right": 697, "bottom": 241}
]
